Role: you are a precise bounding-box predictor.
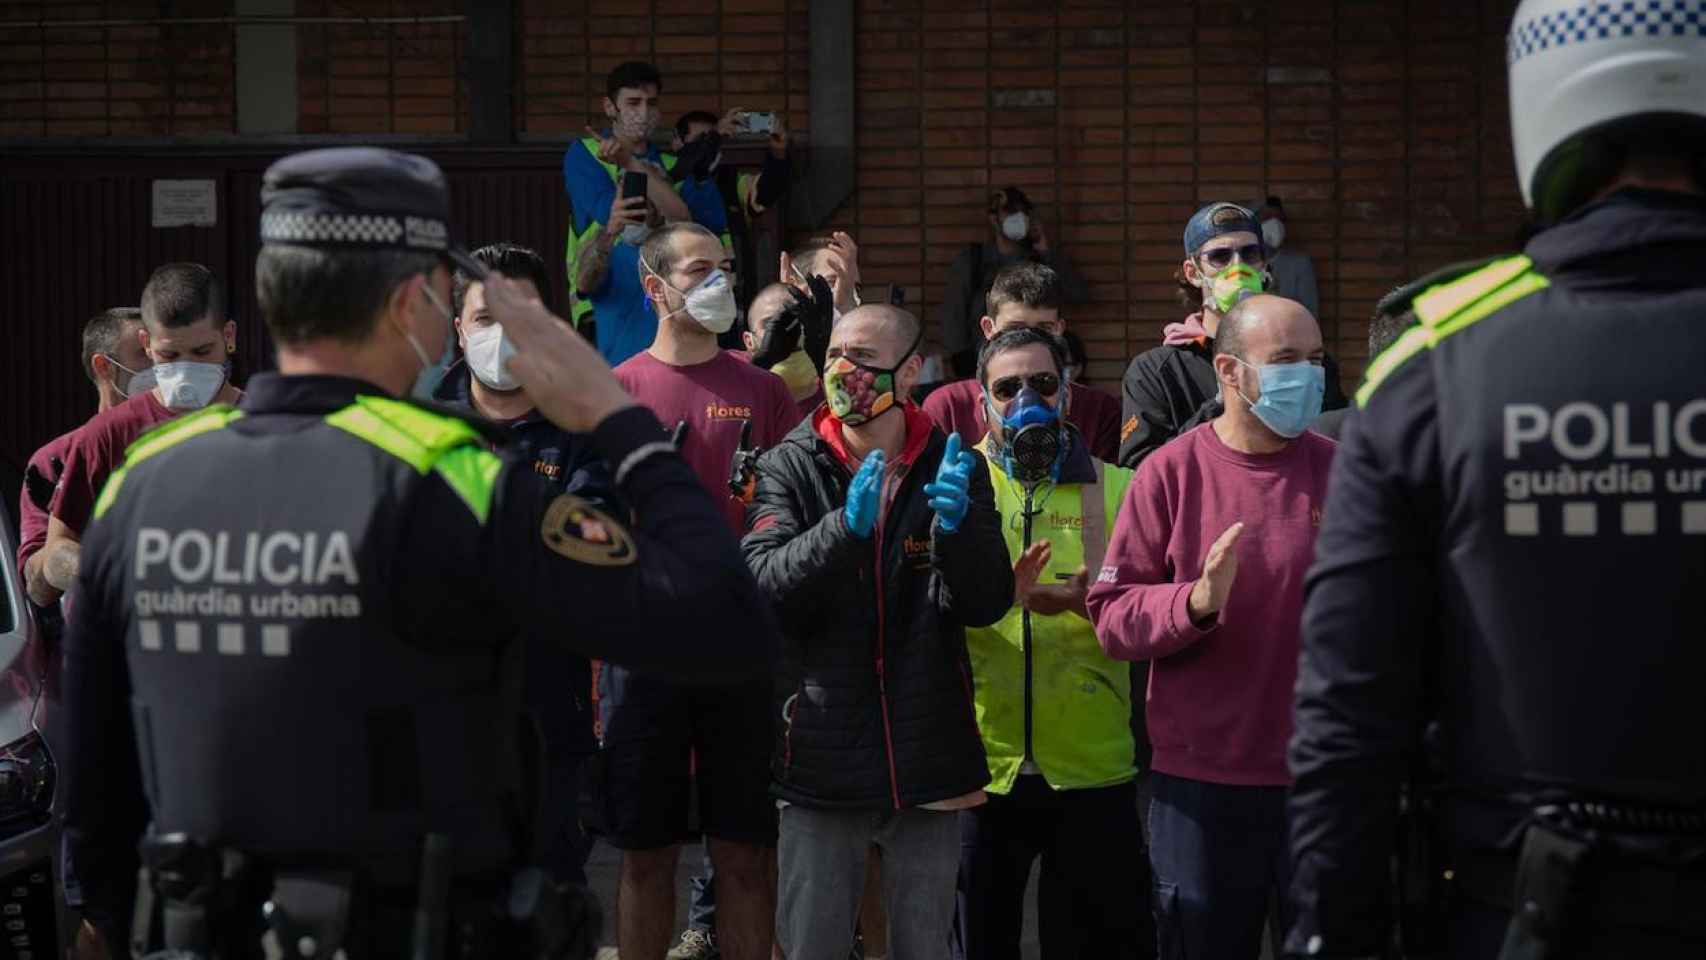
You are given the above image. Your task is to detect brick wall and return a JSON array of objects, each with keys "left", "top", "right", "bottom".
[
  {"left": 2, "top": 0, "right": 1526, "bottom": 387},
  {"left": 834, "top": 0, "right": 1526, "bottom": 388},
  {"left": 515, "top": 0, "right": 812, "bottom": 139},
  {"left": 296, "top": 0, "right": 468, "bottom": 135},
  {"left": 0, "top": 0, "right": 237, "bottom": 137}
]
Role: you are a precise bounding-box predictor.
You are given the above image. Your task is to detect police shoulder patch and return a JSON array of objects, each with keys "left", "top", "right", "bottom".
[{"left": 541, "top": 494, "right": 637, "bottom": 566}]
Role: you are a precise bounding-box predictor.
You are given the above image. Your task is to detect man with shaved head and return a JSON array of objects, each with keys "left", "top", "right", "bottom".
[
  {"left": 744, "top": 303, "right": 1013, "bottom": 960},
  {"left": 1086, "top": 294, "right": 1336, "bottom": 956},
  {"left": 741, "top": 281, "right": 825, "bottom": 419}
]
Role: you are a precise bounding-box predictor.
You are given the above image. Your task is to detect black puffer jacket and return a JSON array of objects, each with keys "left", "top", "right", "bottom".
[{"left": 743, "top": 407, "right": 1014, "bottom": 810}]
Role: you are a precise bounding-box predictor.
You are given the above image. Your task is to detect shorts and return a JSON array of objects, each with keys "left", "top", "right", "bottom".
[{"left": 581, "top": 664, "right": 777, "bottom": 850}]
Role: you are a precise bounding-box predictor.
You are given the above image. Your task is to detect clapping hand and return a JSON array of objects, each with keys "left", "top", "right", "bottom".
[
  {"left": 844, "top": 449, "right": 885, "bottom": 539},
  {"left": 925, "top": 432, "right": 976, "bottom": 533}
]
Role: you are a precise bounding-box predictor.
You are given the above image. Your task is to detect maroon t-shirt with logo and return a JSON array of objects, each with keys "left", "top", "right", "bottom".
[
  {"left": 49, "top": 390, "right": 179, "bottom": 536},
  {"left": 921, "top": 378, "right": 1124, "bottom": 464},
  {"left": 615, "top": 349, "right": 799, "bottom": 534}
]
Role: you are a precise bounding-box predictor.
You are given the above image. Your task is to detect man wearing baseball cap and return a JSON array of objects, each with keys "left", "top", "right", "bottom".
[
  {"left": 58, "top": 147, "right": 774, "bottom": 958},
  {"left": 1116, "top": 202, "right": 1344, "bottom": 469}
]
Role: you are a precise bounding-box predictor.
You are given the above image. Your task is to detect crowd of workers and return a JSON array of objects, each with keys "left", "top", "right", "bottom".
[{"left": 10, "top": 2, "right": 1706, "bottom": 958}]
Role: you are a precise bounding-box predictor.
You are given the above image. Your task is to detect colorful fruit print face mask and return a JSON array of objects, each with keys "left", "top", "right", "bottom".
[{"left": 824, "top": 332, "right": 921, "bottom": 427}]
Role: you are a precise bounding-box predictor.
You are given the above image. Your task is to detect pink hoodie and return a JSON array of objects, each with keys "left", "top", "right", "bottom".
[
  {"left": 1162, "top": 312, "right": 1210, "bottom": 347},
  {"left": 1085, "top": 422, "right": 1336, "bottom": 786}
]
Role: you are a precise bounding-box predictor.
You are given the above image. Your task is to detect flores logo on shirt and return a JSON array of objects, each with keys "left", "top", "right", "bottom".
[{"left": 705, "top": 401, "right": 754, "bottom": 423}]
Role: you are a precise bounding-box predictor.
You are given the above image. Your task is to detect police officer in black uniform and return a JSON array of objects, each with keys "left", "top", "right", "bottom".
[
  {"left": 1286, "top": 3, "right": 1706, "bottom": 957},
  {"left": 59, "top": 148, "right": 774, "bottom": 959}
]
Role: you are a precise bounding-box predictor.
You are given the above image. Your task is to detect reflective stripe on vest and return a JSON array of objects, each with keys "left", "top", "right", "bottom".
[
  {"left": 968, "top": 441, "right": 1138, "bottom": 793},
  {"left": 1357, "top": 255, "right": 1551, "bottom": 408},
  {"left": 324, "top": 396, "right": 503, "bottom": 524},
  {"left": 566, "top": 137, "right": 680, "bottom": 326},
  {"left": 93, "top": 404, "right": 247, "bottom": 521}
]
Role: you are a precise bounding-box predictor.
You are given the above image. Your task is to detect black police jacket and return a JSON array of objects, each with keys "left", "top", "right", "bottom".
[
  {"left": 59, "top": 374, "right": 774, "bottom": 943},
  {"left": 1287, "top": 189, "right": 1706, "bottom": 955},
  {"left": 742, "top": 408, "right": 1014, "bottom": 810}
]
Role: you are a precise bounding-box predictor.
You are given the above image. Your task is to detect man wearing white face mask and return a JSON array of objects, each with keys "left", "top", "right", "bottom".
[
  {"left": 437, "top": 241, "right": 615, "bottom": 897},
  {"left": 1252, "top": 195, "right": 1319, "bottom": 319},
  {"left": 600, "top": 222, "right": 795, "bottom": 960},
  {"left": 40, "top": 263, "right": 242, "bottom": 601},
  {"left": 939, "top": 187, "right": 1091, "bottom": 379},
  {"left": 567, "top": 61, "right": 730, "bottom": 367},
  {"left": 19, "top": 307, "right": 151, "bottom": 609}
]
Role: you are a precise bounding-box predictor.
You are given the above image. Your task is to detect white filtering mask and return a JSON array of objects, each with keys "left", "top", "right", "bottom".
[
  {"left": 1001, "top": 212, "right": 1030, "bottom": 242},
  {"left": 152, "top": 360, "right": 226, "bottom": 410},
  {"left": 463, "top": 322, "right": 520, "bottom": 392}
]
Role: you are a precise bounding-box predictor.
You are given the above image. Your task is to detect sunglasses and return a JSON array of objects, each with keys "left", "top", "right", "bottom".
[
  {"left": 989, "top": 372, "right": 1061, "bottom": 402},
  {"left": 1200, "top": 243, "right": 1265, "bottom": 270}
]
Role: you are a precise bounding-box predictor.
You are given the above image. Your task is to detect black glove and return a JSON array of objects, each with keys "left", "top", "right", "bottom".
[
  {"left": 671, "top": 132, "right": 722, "bottom": 183},
  {"left": 755, "top": 149, "right": 790, "bottom": 209},
  {"left": 23, "top": 457, "right": 60, "bottom": 512},
  {"left": 727, "top": 419, "right": 762, "bottom": 503},
  {"left": 793, "top": 273, "right": 836, "bottom": 376},
  {"left": 749, "top": 309, "right": 803, "bottom": 369}
]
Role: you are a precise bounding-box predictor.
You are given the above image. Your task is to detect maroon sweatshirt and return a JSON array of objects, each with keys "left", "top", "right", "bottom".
[{"left": 1085, "top": 422, "right": 1336, "bottom": 786}]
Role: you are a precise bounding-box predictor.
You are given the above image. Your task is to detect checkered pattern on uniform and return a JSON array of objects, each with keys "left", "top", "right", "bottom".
[
  {"left": 260, "top": 211, "right": 408, "bottom": 246},
  {"left": 1509, "top": 0, "right": 1706, "bottom": 65}
]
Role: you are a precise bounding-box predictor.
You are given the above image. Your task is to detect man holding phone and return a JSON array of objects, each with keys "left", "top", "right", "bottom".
[{"left": 566, "top": 61, "right": 729, "bottom": 366}]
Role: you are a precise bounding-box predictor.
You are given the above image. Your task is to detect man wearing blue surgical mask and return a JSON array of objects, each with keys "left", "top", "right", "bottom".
[
  {"left": 39, "top": 263, "right": 243, "bottom": 602},
  {"left": 1087, "top": 293, "right": 1335, "bottom": 958}
]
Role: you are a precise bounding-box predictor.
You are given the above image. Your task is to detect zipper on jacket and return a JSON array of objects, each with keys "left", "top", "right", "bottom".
[
  {"left": 1021, "top": 489, "right": 1036, "bottom": 766},
  {"left": 872, "top": 463, "right": 904, "bottom": 810}
]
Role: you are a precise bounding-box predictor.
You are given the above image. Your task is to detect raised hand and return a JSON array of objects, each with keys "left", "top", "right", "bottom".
[
  {"left": 924, "top": 432, "right": 976, "bottom": 532},
  {"left": 728, "top": 418, "right": 762, "bottom": 503},
  {"left": 844, "top": 449, "right": 885, "bottom": 539},
  {"left": 604, "top": 194, "right": 648, "bottom": 240},
  {"left": 1025, "top": 566, "right": 1090, "bottom": 618},
  {"left": 1187, "top": 521, "right": 1245, "bottom": 624},
  {"left": 749, "top": 308, "right": 803, "bottom": 369},
  {"left": 1012, "top": 540, "right": 1051, "bottom": 607}
]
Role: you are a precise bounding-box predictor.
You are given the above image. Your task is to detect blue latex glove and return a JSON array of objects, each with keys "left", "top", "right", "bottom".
[
  {"left": 924, "top": 432, "right": 976, "bottom": 532},
  {"left": 844, "top": 449, "right": 885, "bottom": 539}
]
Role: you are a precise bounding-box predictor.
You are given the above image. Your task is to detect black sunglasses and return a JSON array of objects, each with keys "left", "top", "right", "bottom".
[
  {"left": 1200, "top": 243, "right": 1265, "bottom": 270},
  {"left": 989, "top": 372, "right": 1061, "bottom": 403}
]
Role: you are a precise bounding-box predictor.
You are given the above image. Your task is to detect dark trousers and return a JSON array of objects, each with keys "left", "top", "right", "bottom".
[
  {"left": 687, "top": 839, "right": 716, "bottom": 932},
  {"left": 955, "top": 776, "right": 1153, "bottom": 960},
  {"left": 1147, "top": 771, "right": 1290, "bottom": 960}
]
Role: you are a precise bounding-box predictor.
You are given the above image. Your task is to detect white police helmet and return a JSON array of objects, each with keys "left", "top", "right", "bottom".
[{"left": 1508, "top": 0, "right": 1706, "bottom": 222}]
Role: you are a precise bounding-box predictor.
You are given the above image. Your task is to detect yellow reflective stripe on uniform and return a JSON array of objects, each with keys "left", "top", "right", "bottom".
[
  {"left": 567, "top": 218, "right": 604, "bottom": 326},
  {"left": 324, "top": 396, "right": 502, "bottom": 524},
  {"left": 94, "top": 405, "right": 246, "bottom": 520},
  {"left": 1357, "top": 255, "right": 1550, "bottom": 408},
  {"left": 1356, "top": 325, "right": 1433, "bottom": 408},
  {"left": 433, "top": 445, "right": 503, "bottom": 525},
  {"left": 567, "top": 138, "right": 680, "bottom": 326},
  {"left": 1413, "top": 255, "right": 1533, "bottom": 325},
  {"left": 1079, "top": 460, "right": 1108, "bottom": 576},
  {"left": 1433, "top": 270, "right": 1549, "bottom": 339}
]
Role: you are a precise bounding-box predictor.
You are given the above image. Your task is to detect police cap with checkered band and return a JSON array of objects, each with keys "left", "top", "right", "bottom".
[
  {"left": 259, "top": 147, "right": 488, "bottom": 280},
  {"left": 1509, "top": 0, "right": 1706, "bottom": 224}
]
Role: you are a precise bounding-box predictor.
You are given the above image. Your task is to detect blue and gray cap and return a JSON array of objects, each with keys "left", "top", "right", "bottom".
[
  {"left": 1182, "top": 201, "right": 1263, "bottom": 256},
  {"left": 260, "top": 147, "right": 487, "bottom": 280}
]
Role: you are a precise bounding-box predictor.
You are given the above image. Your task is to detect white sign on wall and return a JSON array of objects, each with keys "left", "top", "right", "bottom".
[{"left": 151, "top": 179, "right": 218, "bottom": 228}]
